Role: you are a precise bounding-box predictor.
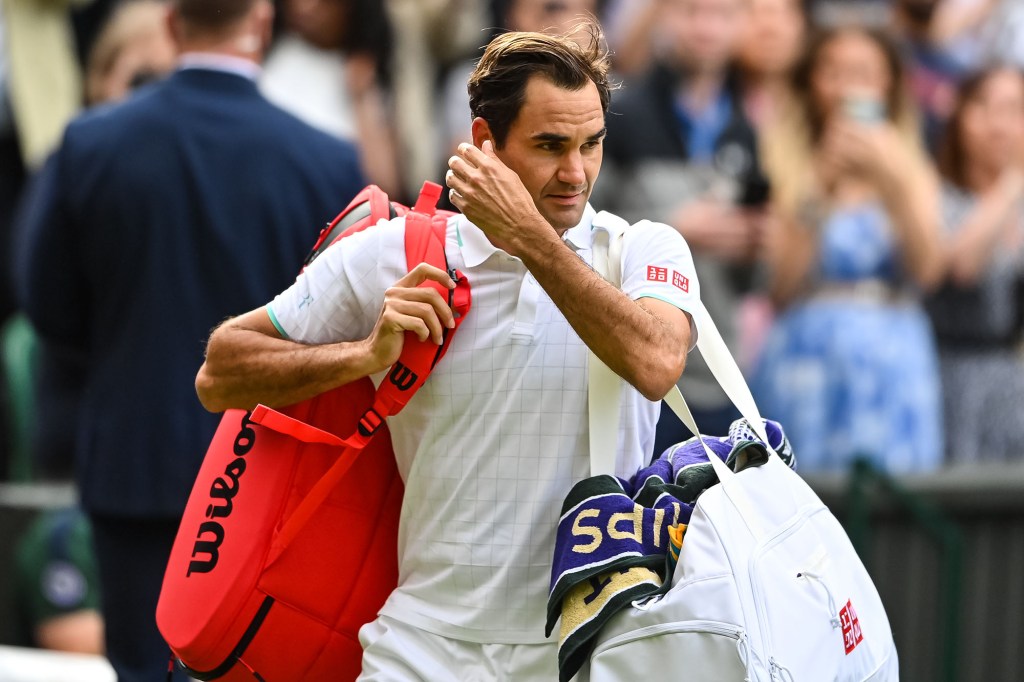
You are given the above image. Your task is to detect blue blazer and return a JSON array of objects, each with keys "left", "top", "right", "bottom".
[{"left": 16, "top": 68, "right": 366, "bottom": 517}]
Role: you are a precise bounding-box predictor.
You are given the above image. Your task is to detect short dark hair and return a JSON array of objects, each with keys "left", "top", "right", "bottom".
[
  {"left": 173, "top": 0, "right": 255, "bottom": 31},
  {"left": 467, "top": 22, "right": 613, "bottom": 148}
]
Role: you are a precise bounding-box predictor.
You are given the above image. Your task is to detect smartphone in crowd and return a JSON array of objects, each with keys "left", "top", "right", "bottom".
[{"left": 842, "top": 96, "right": 886, "bottom": 125}]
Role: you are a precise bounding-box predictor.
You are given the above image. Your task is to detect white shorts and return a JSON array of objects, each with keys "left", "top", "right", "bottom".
[{"left": 357, "top": 615, "right": 561, "bottom": 681}]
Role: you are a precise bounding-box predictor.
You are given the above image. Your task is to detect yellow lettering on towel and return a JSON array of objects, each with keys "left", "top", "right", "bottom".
[
  {"left": 571, "top": 509, "right": 603, "bottom": 553},
  {"left": 607, "top": 506, "right": 644, "bottom": 543}
]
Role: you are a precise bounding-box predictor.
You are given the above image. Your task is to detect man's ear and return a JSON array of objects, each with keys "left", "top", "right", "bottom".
[
  {"left": 253, "top": 0, "right": 275, "bottom": 53},
  {"left": 166, "top": 5, "right": 185, "bottom": 51},
  {"left": 471, "top": 118, "right": 496, "bottom": 150}
]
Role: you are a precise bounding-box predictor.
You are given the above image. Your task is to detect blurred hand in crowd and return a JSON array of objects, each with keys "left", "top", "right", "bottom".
[
  {"left": 671, "top": 199, "right": 771, "bottom": 263},
  {"left": 818, "top": 116, "right": 909, "bottom": 192}
]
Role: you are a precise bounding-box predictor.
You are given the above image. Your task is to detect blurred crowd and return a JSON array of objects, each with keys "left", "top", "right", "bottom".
[{"left": 2, "top": 0, "right": 1024, "bottom": 663}]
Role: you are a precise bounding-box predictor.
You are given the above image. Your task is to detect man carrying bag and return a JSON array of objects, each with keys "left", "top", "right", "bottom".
[{"left": 195, "top": 20, "right": 701, "bottom": 680}]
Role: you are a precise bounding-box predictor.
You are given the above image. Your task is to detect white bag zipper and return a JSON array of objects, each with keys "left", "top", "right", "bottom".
[
  {"left": 591, "top": 619, "right": 748, "bottom": 666},
  {"left": 748, "top": 506, "right": 831, "bottom": 679}
]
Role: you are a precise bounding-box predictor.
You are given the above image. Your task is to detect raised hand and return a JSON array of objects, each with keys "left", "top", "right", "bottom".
[{"left": 446, "top": 141, "right": 543, "bottom": 255}]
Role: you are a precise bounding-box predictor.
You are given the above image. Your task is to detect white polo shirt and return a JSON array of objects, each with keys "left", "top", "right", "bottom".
[{"left": 268, "top": 205, "right": 700, "bottom": 644}]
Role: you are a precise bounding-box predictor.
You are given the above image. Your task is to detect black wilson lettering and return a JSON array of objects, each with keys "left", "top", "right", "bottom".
[
  {"left": 188, "top": 522, "right": 226, "bottom": 576},
  {"left": 389, "top": 362, "right": 418, "bottom": 391},
  {"left": 233, "top": 416, "right": 256, "bottom": 456},
  {"left": 187, "top": 411, "right": 255, "bottom": 576}
]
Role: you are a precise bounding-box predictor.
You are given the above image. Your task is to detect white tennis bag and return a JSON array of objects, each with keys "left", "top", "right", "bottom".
[{"left": 581, "top": 214, "right": 899, "bottom": 681}]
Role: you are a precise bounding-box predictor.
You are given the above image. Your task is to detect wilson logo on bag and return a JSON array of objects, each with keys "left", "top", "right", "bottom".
[
  {"left": 186, "top": 413, "right": 256, "bottom": 577},
  {"left": 157, "top": 182, "right": 471, "bottom": 681}
]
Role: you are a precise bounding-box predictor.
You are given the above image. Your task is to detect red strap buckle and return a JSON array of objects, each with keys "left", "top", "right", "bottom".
[{"left": 357, "top": 407, "right": 384, "bottom": 438}]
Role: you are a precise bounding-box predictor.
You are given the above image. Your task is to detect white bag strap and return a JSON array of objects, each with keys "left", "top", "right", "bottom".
[
  {"left": 586, "top": 216, "right": 775, "bottom": 481},
  {"left": 588, "top": 213, "right": 626, "bottom": 477}
]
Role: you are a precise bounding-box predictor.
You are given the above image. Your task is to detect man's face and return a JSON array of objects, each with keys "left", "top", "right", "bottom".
[{"left": 484, "top": 76, "right": 605, "bottom": 233}]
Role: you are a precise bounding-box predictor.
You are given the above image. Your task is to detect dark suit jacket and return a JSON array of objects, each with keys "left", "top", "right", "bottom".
[{"left": 15, "top": 67, "right": 366, "bottom": 517}]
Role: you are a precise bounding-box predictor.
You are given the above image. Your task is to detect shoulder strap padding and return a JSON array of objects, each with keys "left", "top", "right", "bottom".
[{"left": 303, "top": 185, "right": 396, "bottom": 267}]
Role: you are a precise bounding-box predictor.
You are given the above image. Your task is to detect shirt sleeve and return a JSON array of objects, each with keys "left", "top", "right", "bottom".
[
  {"left": 15, "top": 509, "right": 100, "bottom": 629},
  {"left": 268, "top": 217, "right": 408, "bottom": 344},
  {"left": 620, "top": 220, "right": 701, "bottom": 347}
]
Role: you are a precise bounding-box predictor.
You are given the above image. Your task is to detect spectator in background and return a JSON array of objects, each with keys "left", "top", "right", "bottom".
[
  {"left": 13, "top": 0, "right": 365, "bottom": 678},
  {"left": 261, "top": 0, "right": 400, "bottom": 196},
  {"left": 602, "top": 0, "right": 659, "bottom": 78},
  {"left": 0, "top": 4, "right": 89, "bottom": 470},
  {"left": 14, "top": 507, "right": 102, "bottom": 654},
  {"left": 752, "top": 27, "right": 945, "bottom": 474},
  {"left": 926, "top": 66, "right": 1024, "bottom": 466},
  {"left": 84, "top": 0, "right": 176, "bottom": 105},
  {"left": 594, "top": 0, "right": 767, "bottom": 451},
  {"left": 736, "top": 0, "right": 807, "bottom": 130},
  {"left": 25, "top": 0, "right": 178, "bottom": 482}
]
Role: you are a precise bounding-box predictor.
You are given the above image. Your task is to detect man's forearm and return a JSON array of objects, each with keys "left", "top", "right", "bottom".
[
  {"left": 516, "top": 223, "right": 688, "bottom": 401},
  {"left": 195, "top": 315, "right": 383, "bottom": 413}
]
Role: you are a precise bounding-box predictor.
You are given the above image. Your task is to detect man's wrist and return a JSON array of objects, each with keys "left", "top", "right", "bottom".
[
  {"left": 506, "top": 212, "right": 562, "bottom": 261},
  {"left": 349, "top": 338, "right": 391, "bottom": 379}
]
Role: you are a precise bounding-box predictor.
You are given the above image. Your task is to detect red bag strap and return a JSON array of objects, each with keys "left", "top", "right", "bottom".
[
  {"left": 249, "top": 405, "right": 346, "bottom": 447},
  {"left": 259, "top": 181, "right": 470, "bottom": 561}
]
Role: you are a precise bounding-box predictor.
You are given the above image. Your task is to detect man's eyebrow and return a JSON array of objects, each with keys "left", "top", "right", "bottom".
[
  {"left": 530, "top": 128, "right": 608, "bottom": 144},
  {"left": 531, "top": 132, "right": 570, "bottom": 144}
]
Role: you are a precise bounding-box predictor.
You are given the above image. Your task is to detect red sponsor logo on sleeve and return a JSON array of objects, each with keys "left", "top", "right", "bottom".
[
  {"left": 840, "top": 600, "right": 864, "bottom": 654},
  {"left": 672, "top": 271, "right": 690, "bottom": 293},
  {"left": 646, "top": 266, "right": 668, "bottom": 283}
]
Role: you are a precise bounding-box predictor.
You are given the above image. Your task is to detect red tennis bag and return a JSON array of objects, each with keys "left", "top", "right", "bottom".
[{"left": 157, "top": 182, "right": 470, "bottom": 681}]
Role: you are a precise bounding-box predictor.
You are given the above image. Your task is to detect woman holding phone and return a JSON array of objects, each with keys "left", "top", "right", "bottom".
[{"left": 751, "top": 27, "right": 945, "bottom": 474}]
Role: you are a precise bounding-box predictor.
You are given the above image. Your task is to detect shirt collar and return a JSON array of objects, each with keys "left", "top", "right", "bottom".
[
  {"left": 177, "top": 52, "right": 263, "bottom": 81},
  {"left": 456, "top": 204, "right": 597, "bottom": 267}
]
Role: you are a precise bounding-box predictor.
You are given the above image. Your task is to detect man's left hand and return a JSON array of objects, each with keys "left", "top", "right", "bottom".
[{"left": 446, "top": 141, "right": 543, "bottom": 254}]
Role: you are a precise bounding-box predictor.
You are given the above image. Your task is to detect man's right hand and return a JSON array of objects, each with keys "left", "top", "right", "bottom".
[
  {"left": 364, "top": 263, "right": 457, "bottom": 373},
  {"left": 196, "top": 264, "right": 457, "bottom": 413}
]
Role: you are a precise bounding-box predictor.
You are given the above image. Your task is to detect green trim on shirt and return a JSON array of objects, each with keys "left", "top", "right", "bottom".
[
  {"left": 637, "top": 293, "right": 688, "bottom": 312},
  {"left": 455, "top": 222, "right": 464, "bottom": 247},
  {"left": 266, "top": 305, "right": 290, "bottom": 340}
]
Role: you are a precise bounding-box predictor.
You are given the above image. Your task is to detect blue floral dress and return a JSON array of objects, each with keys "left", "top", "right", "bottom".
[{"left": 751, "top": 202, "right": 943, "bottom": 474}]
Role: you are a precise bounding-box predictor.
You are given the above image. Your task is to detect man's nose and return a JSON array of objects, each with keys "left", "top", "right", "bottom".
[{"left": 558, "top": 151, "right": 586, "bottom": 187}]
